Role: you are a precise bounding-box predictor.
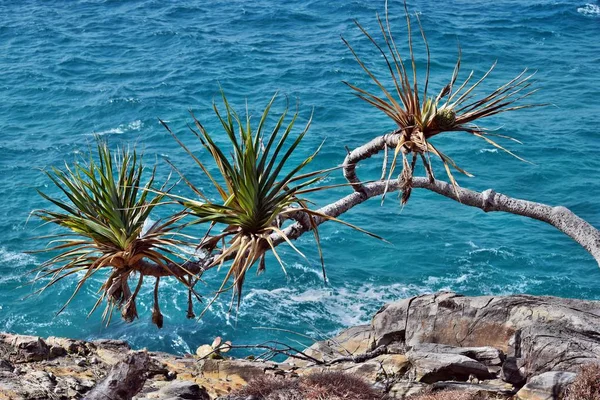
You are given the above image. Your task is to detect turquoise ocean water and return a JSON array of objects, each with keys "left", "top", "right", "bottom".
[{"left": 1, "top": 0, "right": 600, "bottom": 355}]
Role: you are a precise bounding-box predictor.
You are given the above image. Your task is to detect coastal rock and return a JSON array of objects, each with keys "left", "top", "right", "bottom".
[
  {"left": 285, "top": 324, "right": 375, "bottom": 366},
  {"left": 46, "top": 337, "right": 88, "bottom": 355},
  {"left": 301, "top": 353, "right": 410, "bottom": 383},
  {"left": 199, "top": 358, "right": 275, "bottom": 386},
  {"left": 0, "top": 333, "right": 50, "bottom": 362},
  {"left": 515, "top": 371, "right": 576, "bottom": 400},
  {"left": 91, "top": 338, "right": 131, "bottom": 365},
  {"left": 0, "top": 359, "right": 12, "bottom": 371},
  {"left": 406, "top": 351, "right": 493, "bottom": 383},
  {"left": 501, "top": 357, "right": 527, "bottom": 385},
  {"left": 156, "top": 380, "right": 210, "bottom": 399},
  {"left": 372, "top": 292, "right": 600, "bottom": 379},
  {"left": 431, "top": 380, "right": 515, "bottom": 397},
  {"left": 85, "top": 351, "right": 149, "bottom": 400},
  {"left": 388, "top": 381, "right": 429, "bottom": 398},
  {"left": 1, "top": 293, "right": 599, "bottom": 399},
  {"left": 410, "top": 343, "right": 504, "bottom": 367}
]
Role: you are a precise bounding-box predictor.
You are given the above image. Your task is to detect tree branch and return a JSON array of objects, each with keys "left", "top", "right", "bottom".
[
  {"left": 343, "top": 130, "right": 400, "bottom": 193},
  {"left": 136, "top": 133, "right": 600, "bottom": 280}
]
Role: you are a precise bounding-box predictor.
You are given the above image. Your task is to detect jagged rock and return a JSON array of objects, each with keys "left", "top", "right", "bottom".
[
  {"left": 501, "top": 356, "right": 527, "bottom": 385},
  {"left": 92, "top": 338, "right": 131, "bottom": 365},
  {"left": 157, "top": 380, "right": 210, "bottom": 399},
  {"left": 1, "top": 293, "right": 600, "bottom": 399},
  {"left": 406, "top": 351, "right": 494, "bottom": 383},
  {"left": 515, "top": 371, "right": 577, "bottom": 400},
  {"left": 48, "top": 345, "right": 66, "bottom": 358},
  {"left": 0, "top": 369, "right": 61, "bottom": 399},
  {"left": 0, "top": 333, "right": 50, "bottom": 362},
  {"left": 410, "top": 343, "right": 505, "bottom": 366},
  {"left": 372, "top": 292, "right": 600, "bottom": 380},
  {"left": 85, "top": 351, "right": 150, "bottom": 400},
  {"left": 0, "top": 359, "right": 12, "bottom": 371},
  {"left": 46, "top": 337, "right": 88, "bottom": 355}
]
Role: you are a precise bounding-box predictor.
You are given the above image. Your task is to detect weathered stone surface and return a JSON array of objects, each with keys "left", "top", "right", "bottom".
[
  {"left": 85, "top": 351, "right": 150, "bottom": 400},
  {"left": 406, "top": 351, "right": 493, "bottom": 383},
  {"left": 301, "top": 353, "right": 410, "bottom": 383},
  {"left": 410, "top": 343, "right": 505, "bottom": 366},
  {"left": 91, "top": 338, "right": 130, "bottom": 365},
  {"left": 156, "top": 380, "right": 210, "bottom": 399},
  {"left": 46, "top": 337, "right": 88, "bottom": 355},
  {"left": 372, "top": 292, "right": 600, "bottom": 379},
  {"left": 501, "top": 356, "right": 527, "bottom": 385},
  {"left": 516, "top": 371, "right": 576, "bottom": 400},
  {"left": 2, "top": 293, "right": 600, "bottom": 399},
  {"left": 199, "top": 358, "right": 275, "bottom": 386},
  {"left": 431, "top": 380, "right": 515, "bottom": 397},
  {"left": 388, "top": 381, "right": 429, "bottom": 399},
  {"left": 0, "top": 334, "right": 50, "bottom": 362},
  {"left": 0, "top": 359, "right": 12, "bottom": 372}
]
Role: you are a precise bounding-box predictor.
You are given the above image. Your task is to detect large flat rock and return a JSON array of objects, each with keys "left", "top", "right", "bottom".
[
  {"left": 372, "top": 292, "right": 600, "bottom": 378},
  {"left": 406, "top": 351, "right": 493, "bottom": 383}
]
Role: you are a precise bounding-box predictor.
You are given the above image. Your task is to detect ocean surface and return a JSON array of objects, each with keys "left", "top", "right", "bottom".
[{"left": 1, "top": 0, "right": 600, "bottom": 355}]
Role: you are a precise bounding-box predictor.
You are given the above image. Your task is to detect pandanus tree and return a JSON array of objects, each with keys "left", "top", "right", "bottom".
[{"left": 31, "top": 3, "right": 600, "bottom": 326}]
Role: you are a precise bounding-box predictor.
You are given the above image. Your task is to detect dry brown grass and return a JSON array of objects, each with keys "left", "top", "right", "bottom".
[
  {"left": 565, "top": 363, "right": 600, "bottom": 400},
  {"left": 303, "top": 371, "right": 387, "bottom": 399},
  {"left": 230, "top": 371, "right": 388, "bottom": 400},
  {"left": 408, "top": 388, "right": 509, "bottom": 400}
]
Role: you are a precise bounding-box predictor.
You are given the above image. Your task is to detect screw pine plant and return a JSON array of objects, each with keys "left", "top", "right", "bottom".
[
  {"left": 29, "top": 3, "right": 600, "bottom": 327},
  {"left": 342, "top": 2, "right": 539, "bottom": 203},
  {"left": 31, "top": 141, "right": 193, "bottom": 326},
  {"left": 161, "top": 93, "right": 380, "bottom": 313}
]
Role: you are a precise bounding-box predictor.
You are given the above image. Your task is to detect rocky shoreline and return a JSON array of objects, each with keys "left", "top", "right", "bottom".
[{"left": 1, "top": 292, "right": 599, "bottom": 399}]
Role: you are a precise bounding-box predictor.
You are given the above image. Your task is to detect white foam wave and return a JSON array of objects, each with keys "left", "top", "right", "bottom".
[
  {"left": 479, "top": 148, "right": 499, "bottom": 154},
  {"left": 91, "top": 120, "right": 144, "bottom": 136},
  {"left": 241, "top": 282, "right": 430, "bottom": 328},
  {"left": 0, "top": 247, "right": 35, "bottom": 267},
  {"left": 288, "top": 262, "right": 323, "bottom": 279},
  {"left": 578, "top": 4, "right": 600, "bottom": 16},
  {"left": 468, "top": 247, "right": 515, "bottom": 258}
]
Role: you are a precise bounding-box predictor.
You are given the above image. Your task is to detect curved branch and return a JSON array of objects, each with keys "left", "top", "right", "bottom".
[
  {"left": 137, "top": 134, "right": 600, "bottom": 279},
  {"left": 343, "top": 130, "right": 400, "bottom": 193},
  {"left": 137, "top": 175, "right": 600, "bottom": 278},
  {"left": 277, "top": 179, "right": 600, "bottom": 265},
  {"left": 342, "top": 133, "right": 600, "bottom": 264},
  {"left": 412, "top": 178, "right": 600, "bottom": 264}
]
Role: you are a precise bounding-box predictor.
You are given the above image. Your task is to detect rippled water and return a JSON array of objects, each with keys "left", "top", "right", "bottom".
[{"left": 1, "top": 0, "right": 599, "bottom": 354}]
